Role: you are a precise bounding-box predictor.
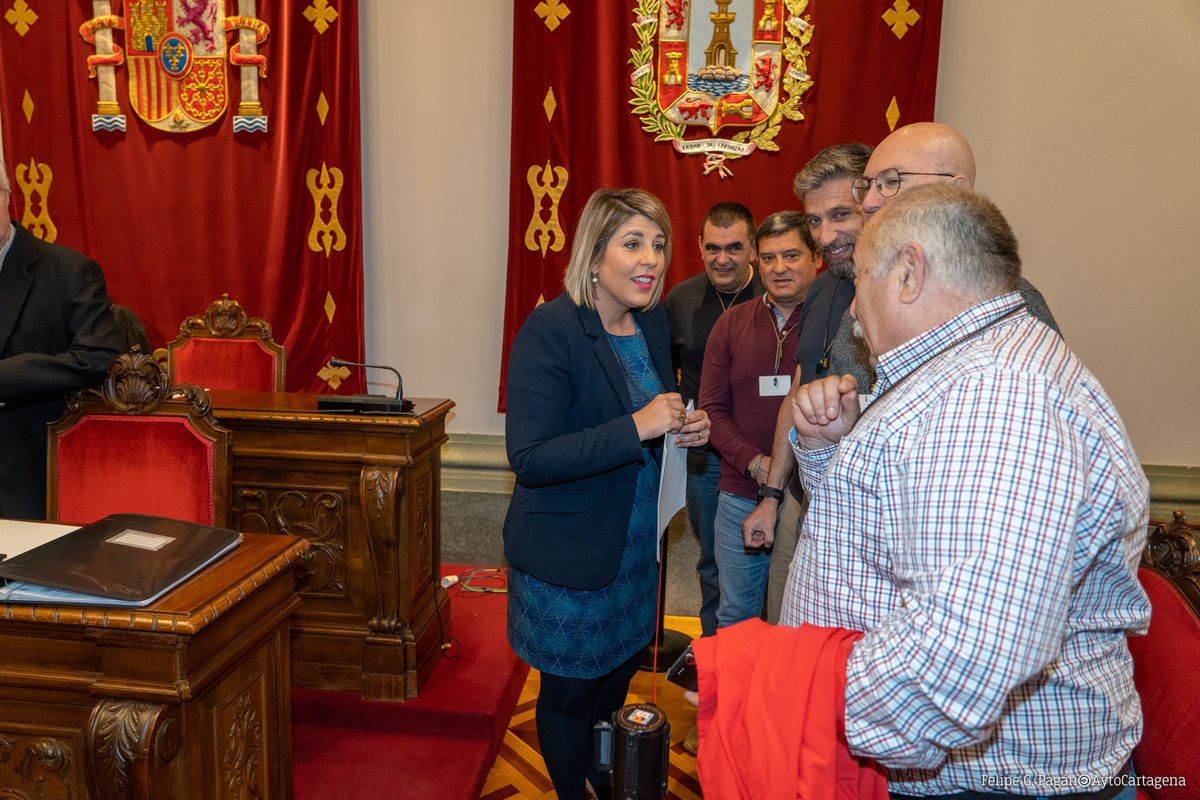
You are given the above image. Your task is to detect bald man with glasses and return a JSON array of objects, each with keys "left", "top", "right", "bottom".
[{"left": 854, "top": 123, "right": 1056, "bottom": 331}]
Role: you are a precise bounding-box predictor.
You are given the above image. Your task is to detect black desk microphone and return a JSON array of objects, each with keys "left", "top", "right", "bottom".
[
  {"left": 329, "top": 357, "right": 404, "bottom": 402},
  {"left": 319, "top": 358, "right": 414, "bottom": 414}
]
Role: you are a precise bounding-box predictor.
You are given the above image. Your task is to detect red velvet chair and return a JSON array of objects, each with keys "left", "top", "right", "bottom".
[
  {"left": 47, "top": 352, "right": 230, "bottom": 526},
  {"left": 166, "top": 294, "right": 285, "bottom": 392},
  {"left": 1128, "top": 512, "right": 1200, "bottom": 799}
]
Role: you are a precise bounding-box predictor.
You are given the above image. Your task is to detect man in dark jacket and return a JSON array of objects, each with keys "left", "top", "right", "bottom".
[
  {"left": 663, "top": 202, "right": 763, "bottom": 639},
  {"left": 0, "top": 161, "right": 124, "bottom": 519}
]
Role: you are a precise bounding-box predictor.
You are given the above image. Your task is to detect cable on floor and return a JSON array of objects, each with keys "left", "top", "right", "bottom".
[{"left": 459, "top": 566, "right": 508, "bottom": 593}]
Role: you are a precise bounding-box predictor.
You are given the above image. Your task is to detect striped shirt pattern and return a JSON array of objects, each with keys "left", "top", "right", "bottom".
[{"left": 781, "top": 292, "right": 1150, "bottom": 793}]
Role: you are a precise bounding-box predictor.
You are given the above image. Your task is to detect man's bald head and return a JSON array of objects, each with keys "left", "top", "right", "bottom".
[
  {"left": 881, "top": 122, "right": 976, "bottom": 186},
  {"left": 857, "top": 122, "right": 976, "bottom": 220}
]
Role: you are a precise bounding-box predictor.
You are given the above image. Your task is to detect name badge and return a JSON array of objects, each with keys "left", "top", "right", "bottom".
[{"left": 759, "top": 374, "right": 791, "bottom": 397}]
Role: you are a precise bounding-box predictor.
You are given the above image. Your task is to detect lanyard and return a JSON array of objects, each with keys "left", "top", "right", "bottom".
[
  {"left": 715, "top": 270, "right": 753, "bottom": 313},
  {"left": 764, "top": 298, "right": 798, "bottom": 373},
  {"left": 814, "top": 277, "right": 844, "bottom": 376}
]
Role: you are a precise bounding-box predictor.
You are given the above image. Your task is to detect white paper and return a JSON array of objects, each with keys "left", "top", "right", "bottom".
[
  {"left": 0, "top": 519, "right": 79, "bottom": 560},
  {"left": 656, "top": 402, "right": 691, "bottom": 561}
]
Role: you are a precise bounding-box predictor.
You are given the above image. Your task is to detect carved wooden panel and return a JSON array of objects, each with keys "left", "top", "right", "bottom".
[
  {"left": 202, "top": 629, "right": 278, "bottom": 800},
  {"left": 85, "top": 700, "right": 181, "bottom": 800},
  {"left": 231, "top": 485, "right": 349, "bottom": 599},
  {"left": 0, "top": 730, "right": 80, "bottom": 800},
  {"left": 362, "top": 466, "right": 402, "bottom": 635},
  {"left": 415, "top": 471, "right": 433, "bottom": 588},
  {"left": 219, "top": 691, "right": 264, "bottom": 800}
]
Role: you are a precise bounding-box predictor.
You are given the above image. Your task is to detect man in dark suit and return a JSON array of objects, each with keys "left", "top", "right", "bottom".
[
  {"left": 0, "top": 161, "right": 124, "bottom": 519},
  {"left": 663, "top": 203, "right": 763, "bottom": 641}
]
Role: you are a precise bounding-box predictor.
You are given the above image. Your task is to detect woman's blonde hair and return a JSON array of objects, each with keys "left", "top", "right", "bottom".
[{"left": 563, "top": 188, "right": 672, "bottom": 310}]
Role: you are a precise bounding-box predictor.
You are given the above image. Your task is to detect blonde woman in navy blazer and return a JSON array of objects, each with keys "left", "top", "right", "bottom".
[{"left": 504, "top": 188, "right": 711, "bottom": 800}]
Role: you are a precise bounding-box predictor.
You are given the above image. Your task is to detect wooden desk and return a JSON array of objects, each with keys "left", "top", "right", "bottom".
[
  {"left": 0, "top": 532, "right": 308, "bottom": 800},
  {"left": 208, "top": 391, "right": 455, "bottom": 701}
]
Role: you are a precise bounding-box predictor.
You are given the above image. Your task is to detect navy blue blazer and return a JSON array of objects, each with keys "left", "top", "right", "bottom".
[{"left": 503, "top": 292, "right": 675, "bottom": 591}]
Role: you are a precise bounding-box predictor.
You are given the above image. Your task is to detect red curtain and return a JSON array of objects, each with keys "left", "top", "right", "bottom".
[
  {"left": 0, "top": 0, "right": 364, "bottom": 393},
  {"left": 501, "top": 0, "right": 943, "bottom": 409}
]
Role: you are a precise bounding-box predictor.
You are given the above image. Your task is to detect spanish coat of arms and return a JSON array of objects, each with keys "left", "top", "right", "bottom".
[
  {"left": 630, "top": 0, "right": 813, "bottom": 177},
  {"left": 80, "top": 0, "right": 270, "bottom": 134}
]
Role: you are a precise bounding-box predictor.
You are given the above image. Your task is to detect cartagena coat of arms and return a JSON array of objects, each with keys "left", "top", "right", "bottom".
[{"left": 630, "top": 0, "right": 813, "bottom": 177}]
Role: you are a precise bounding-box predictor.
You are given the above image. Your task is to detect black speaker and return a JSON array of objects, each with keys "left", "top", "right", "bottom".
[{"left": 593, "top": 703, "right": 670, "bottom": 799}]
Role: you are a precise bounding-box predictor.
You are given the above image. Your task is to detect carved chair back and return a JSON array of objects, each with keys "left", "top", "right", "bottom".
[
  {"left": 47, "top": 352, "right": 231, "bottom": 526},
  {"left": 166, "top": 294, "right": 286, "bottom": 392},
  {"left": 1128, "top": 511, "right": 1200, "bottom": 799}
]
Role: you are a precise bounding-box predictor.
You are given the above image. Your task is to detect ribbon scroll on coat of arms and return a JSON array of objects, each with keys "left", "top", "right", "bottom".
[{"left": 631, "top": 0, "right": 812, "bottom": 177}]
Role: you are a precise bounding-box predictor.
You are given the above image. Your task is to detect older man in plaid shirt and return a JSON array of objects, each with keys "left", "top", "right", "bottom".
[{"left": 782, "top": 184, "right": 1147, "bottom": 799}]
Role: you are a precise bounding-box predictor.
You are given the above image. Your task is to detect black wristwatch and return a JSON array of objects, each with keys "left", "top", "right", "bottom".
[{"left": 756, "top": 486, "right": 784, "bottom": 504}]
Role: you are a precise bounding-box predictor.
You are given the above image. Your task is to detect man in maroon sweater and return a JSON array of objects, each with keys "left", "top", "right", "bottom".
[{"left": 698, "top": 211, "right": 819, "bottom": 626}]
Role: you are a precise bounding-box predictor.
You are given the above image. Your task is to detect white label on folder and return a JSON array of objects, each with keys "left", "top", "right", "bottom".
[
  {"left": 106, "top": 529, "right": 175, "bottom": 551},
  {"left": 759, "top": 374, "right": 791, "bottom": 396}
]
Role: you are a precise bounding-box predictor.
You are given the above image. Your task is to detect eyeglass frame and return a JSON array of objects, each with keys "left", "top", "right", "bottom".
[{"left": 851, "top": 168, "right": 956, "bottom": 204}]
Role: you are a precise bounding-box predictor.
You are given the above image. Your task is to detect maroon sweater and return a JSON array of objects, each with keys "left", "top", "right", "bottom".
[{"left": 698, "top": 296, "right": 802, "bottom": 500}]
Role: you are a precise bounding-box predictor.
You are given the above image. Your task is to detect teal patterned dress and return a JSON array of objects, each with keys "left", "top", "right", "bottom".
[{"left": 507, "top": 325, "right": 662, "bottom": 679}]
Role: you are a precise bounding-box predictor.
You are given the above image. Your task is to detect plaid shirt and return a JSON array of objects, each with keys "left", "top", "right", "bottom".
[{"left": 781, "top": 292, "right": 1149, "bottom": 793}]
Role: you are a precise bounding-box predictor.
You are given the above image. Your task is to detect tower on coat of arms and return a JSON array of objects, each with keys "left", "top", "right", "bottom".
[
  {"left": 630, "top": 0, "right": 813, "bottom": 177},
  {"left": 79, "top": 0, "right": 270, "bottom": 135}
]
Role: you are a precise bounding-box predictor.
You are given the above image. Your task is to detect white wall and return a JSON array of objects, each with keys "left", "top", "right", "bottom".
[
  {"left": 936, "top": 0, "right": 1200, "bottom": 466},
  {"left": 361, "top": 1, "right": 1200, "bottom": 465},
  {"left": 359, "top": 1, "right": 513, "bottom": 436}
]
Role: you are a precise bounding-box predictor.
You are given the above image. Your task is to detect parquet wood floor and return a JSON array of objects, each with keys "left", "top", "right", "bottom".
[{"left": 480, "top": 616, "right": 704, "bottom": 800}]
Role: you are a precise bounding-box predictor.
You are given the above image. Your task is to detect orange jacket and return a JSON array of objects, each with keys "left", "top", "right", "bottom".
[{"left": 692, "top": 619, "right": 888, "bottom": 800}]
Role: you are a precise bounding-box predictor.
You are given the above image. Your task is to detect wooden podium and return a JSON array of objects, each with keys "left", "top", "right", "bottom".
[
  {"left": 209, "top": 391, "right": 455, "bottom": 701},
  {"left": 0, "top": 531, "right": 308, "bottom": 800}
]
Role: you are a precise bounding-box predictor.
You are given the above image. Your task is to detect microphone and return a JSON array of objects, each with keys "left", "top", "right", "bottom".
[
  {"left": 319, "top": 358, "right": 414, "bottom": 414},
  {"left": 329, "top": 357, "right": 404, "bottom": 401}
]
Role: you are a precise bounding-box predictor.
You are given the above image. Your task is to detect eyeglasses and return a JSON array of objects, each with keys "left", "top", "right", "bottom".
[
  {"left": 851, "top": 168, "right": 955, "bottom": 204},
  {"left": 758, "top": 250, "right": 809, "bottom": 267}
]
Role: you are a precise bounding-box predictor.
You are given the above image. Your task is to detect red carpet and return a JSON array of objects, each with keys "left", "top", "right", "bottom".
[{"left": 293, "top": 565, "right": 526, "bottom": 800}]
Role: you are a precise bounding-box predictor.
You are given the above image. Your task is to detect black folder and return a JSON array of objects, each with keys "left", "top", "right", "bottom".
[{"left": 0, "top": 514, "right": 242, "bottom": 607}]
